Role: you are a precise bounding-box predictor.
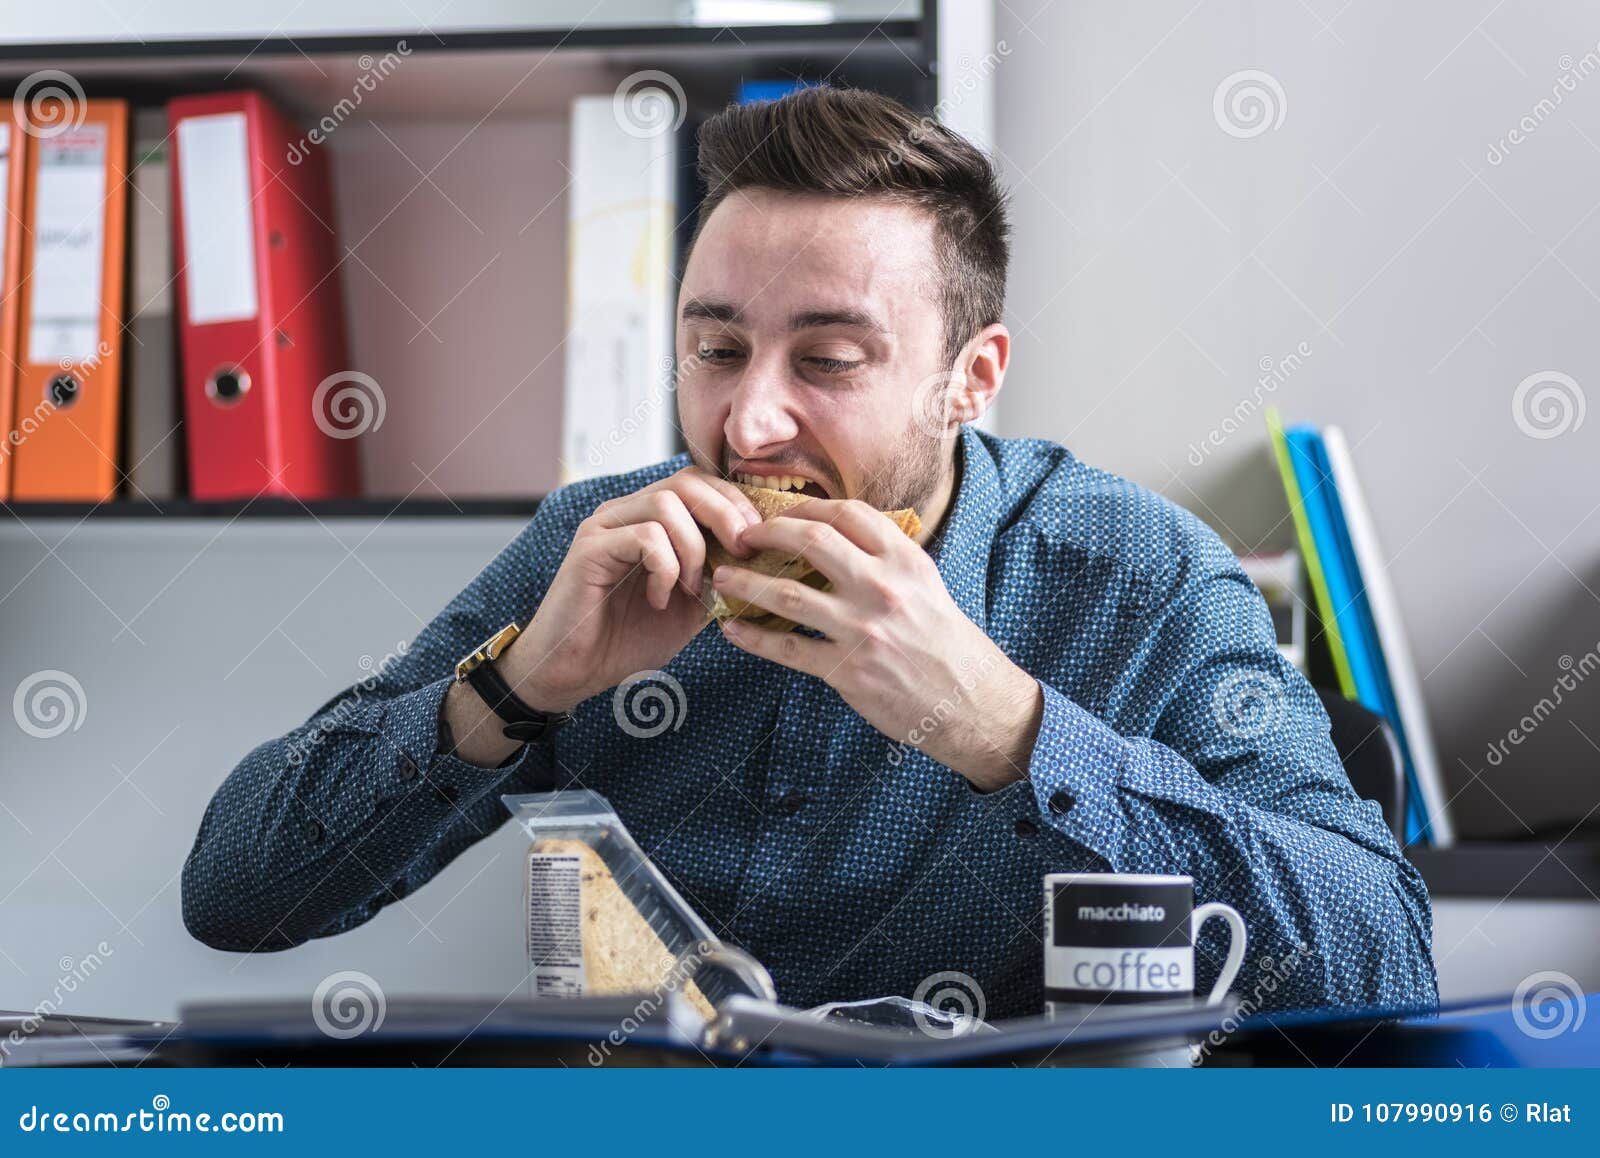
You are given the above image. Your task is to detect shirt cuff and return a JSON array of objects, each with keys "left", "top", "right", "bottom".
[
  {"left": 1023, "top": 679, "right": 1134, "bottom": 864},
  {"left": 375, "top": 676, "right": 540, "bottom": 810}
]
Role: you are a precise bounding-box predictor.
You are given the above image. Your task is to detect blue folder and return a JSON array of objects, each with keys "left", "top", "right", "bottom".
[{"left": 1285, "top": 426, "right": 1431, "bottom": 843}]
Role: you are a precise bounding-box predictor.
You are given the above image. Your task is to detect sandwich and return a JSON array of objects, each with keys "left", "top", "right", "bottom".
[
  {"left": 703, "top": 481, "right": 922, "bottom": 632},
  {"left": 530, "top": 837, "right": 717, "bottom": 1021}
]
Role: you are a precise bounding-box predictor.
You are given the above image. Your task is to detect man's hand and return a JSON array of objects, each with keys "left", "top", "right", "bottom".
[
  {"left": 710, "top": 500, "right": 1043, "bottom": 791},
  {"left": 511, "top": 467, "right": 760, "bottom": 708},
  {"left": 445, "top": 468, "right": 759, "bottom": 766}
]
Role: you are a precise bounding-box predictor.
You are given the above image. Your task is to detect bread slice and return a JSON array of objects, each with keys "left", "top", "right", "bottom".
[
  {"left": 531, "top": 837, "right": 716, "bottom": 1021},
  {"left": 704, "top": 481, "right": 922, "bottom": 632}
]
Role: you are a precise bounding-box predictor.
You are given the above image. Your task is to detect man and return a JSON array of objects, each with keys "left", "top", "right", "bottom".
[{"left": 183, "top": 87, "right": 1437, "bottom": 1018}]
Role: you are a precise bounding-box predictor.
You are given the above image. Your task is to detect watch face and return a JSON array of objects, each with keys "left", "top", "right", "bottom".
[
  {"left": 483, "top": 622, "right": 522, "bottom": 661},
  {"left": 458, "top": 622, "right": 521, "bottom": 681}
]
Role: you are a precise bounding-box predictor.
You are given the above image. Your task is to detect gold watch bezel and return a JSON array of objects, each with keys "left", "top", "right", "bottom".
[{"left": 455, "top": 621, "right": 522, "bottom": 682}]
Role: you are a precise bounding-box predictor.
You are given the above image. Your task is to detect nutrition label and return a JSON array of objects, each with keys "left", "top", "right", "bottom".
[{"left": 526, "top": 852, "right": 587, "bottom": 998}]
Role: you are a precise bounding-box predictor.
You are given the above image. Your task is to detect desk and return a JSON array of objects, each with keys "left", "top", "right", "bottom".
[
  {"left": 6, "top": 994, "right": 1596, "bottom": 1068},
  {"left": 1203, "top": 998, "right": 1600, "bottom": 1068}
]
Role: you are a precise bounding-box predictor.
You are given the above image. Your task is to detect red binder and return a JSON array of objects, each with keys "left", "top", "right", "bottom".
[{"left": 169, "top": 92, "right": 360, "bottom": 501}]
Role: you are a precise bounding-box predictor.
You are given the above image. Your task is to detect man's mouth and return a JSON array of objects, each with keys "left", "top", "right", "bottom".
[{"left": 731, "top": 471, "right": 831, "bottom": 499}]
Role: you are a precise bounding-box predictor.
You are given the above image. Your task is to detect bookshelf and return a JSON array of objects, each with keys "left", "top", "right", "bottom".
[
  {"left": 0, "top": 2, "right": 979, "bottom": 519},
  {"left": 0, "top": 496, "right": 541, "bottom": 520}
]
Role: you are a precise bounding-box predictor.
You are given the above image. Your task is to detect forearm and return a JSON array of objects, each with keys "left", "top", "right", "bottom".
[
  {"left": 181, "top": 678, "right": 548, "bottom": 951},
  {"left": 1095, "top": 758, "right": 1434, "bottom": 1007},
  {"left": 939, "top": 661, "right": 1042, "bottom": 792},
  {"left": 1024, "top": 680, "right": 1438, "bottom": 1009},
  {"left": 181, "top": 488, "right": 601, "bottom": 951}
]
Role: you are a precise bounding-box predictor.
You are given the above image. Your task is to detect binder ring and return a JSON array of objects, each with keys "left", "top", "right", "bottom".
[
  {"left": 45, "top": 373, "right": 81, "bottom": 409},
  {"left": 206, "top": 366, "right": 251, "bottom": 405}
]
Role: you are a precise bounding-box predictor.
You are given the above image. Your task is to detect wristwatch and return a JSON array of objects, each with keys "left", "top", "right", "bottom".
[{"left": 454, "top": 622, "right": 573, "bottom": 743}]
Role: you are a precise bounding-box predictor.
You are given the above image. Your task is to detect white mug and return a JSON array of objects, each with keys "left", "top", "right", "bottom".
[{"left": 1043, "top": 873, "right": 1246, "bottom": 1008}]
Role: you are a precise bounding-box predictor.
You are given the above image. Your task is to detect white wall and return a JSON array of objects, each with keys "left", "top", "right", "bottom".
[
  {"left": 0, "top": 520, "right": 539, "bottom": 1024},
  {"left": 1433, "top": 898, "right": 1600, "bottom": 1003},
  {"left": 993, "top": 0, "right": 1600, "bottom": 838}
]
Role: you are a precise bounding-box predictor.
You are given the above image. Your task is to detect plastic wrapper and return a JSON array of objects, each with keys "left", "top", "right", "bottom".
[
  {"left": 503, "top": 790, "right": 774, "bottom": 1018},
  {"left": 804, "top": 994, "right": 995, "bottom": 1037}
]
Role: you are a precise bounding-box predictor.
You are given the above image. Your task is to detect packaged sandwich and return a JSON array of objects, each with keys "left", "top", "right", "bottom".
[
  {"left": 703, "top": 480, "right": 921, "bottom": 632},
  {"left": 503, "top": 790, "right": 774, "bottom": 1020}
]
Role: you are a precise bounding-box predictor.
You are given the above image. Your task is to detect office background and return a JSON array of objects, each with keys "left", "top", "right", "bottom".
[{"left": 1, "top": 0, "right": 1597, "bottom": 1023}]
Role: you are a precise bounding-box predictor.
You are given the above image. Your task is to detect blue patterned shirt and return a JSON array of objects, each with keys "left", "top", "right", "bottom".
[{"left": 182, "top": 426, "right": 1438, "bottom": 1018}]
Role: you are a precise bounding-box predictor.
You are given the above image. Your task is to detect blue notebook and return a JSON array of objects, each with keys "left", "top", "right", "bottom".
[{"left": 1286, "top": 426, "right": 1431, "bottom": 843}]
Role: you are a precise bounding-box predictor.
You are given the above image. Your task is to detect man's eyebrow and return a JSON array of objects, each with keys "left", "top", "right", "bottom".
[
  {"left": 680, "top": 299, "right": 889, "bottom": 334},
  {"left": 681, "top": 298, "right": 741, "bottom": 324},
  {"left": 788, "top": 308, "right": 888, "bottom": 334}
]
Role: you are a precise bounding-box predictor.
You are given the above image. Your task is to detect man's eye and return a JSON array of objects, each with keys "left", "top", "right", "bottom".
[
  {"left": 696, "top": 346, "right": 741, "bottom": 364},
  {"left": 806, "top": 356, "right": 862, "bottom": 374}
]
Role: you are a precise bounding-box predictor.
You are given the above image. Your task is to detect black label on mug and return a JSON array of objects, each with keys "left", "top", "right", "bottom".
[{"left": 1051, "top": 880, "right": 1191, "bottom": 949}]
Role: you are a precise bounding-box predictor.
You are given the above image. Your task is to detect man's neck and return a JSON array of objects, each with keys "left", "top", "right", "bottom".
[{"left": 913, "top": 439, "right": 965, "bottom": 548}]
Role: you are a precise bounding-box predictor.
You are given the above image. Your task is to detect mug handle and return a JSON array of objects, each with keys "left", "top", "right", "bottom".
[{"left": 1191, "top": 902, "right": 1247, "bottom": 1005}]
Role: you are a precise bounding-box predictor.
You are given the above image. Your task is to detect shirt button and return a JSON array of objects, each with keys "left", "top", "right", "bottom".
[
  {"left": 1014, "top": 816, "right": 1039, "bottom": 837},
  {"left": 1048, "top": 790, "right": 1076, "bottom": 816},
  {"left": 398, "top": 754, "right": 420, "bottom": 782},
  {"left": 303, "top": 818, "right": 324, "bottom": 843},
  {"left": 776, "top": 789, "right": 808, "bottom": 816}
]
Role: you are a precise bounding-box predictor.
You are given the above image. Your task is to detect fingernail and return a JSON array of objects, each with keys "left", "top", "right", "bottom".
[{"left": 713, "top": 566, "right": 730, "bottom": 584}]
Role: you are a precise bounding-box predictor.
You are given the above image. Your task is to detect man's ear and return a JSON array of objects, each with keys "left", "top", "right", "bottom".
[{"left": 950, "top": 323, "right": 1010, "bottom": 423}]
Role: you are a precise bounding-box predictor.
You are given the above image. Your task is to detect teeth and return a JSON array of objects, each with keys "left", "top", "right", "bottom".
[{"left": 736, "top": 472, "right": 806, "bottom": 492}]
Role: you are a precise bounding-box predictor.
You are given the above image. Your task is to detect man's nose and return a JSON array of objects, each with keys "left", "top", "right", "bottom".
[{"left": 723, "top": 355, "right": 801, "bottom": 458}]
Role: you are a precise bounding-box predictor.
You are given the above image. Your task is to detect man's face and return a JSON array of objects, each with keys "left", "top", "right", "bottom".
[{"left": 675, "top": 189, "right": 954, "bottom": 512}]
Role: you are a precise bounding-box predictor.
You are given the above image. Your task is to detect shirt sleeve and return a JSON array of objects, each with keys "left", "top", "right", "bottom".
[
  {"left": 179, "top": 489, "right": 585, "bottom": 952},
  {"left": 1022, "top": 569, "right": 1439, "bottom": 1012}
]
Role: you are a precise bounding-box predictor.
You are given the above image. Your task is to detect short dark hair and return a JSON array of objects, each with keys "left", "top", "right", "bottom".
[{"left": 690, "top": 85, "right": 1010, "bottom": 366}]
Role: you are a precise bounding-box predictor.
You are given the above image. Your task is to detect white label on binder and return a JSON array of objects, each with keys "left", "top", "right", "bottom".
[
  {"left": 28, "top": 125, "right": 107, "bottom": 365},
  {"left": 177, "top": 112, "right": 258, "bottom": 326},
  {"left": 526, "top": 852, "right": 587, "bottom": 998}
]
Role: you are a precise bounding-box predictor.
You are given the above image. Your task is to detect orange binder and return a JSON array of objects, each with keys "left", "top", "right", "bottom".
[
  {"left": 9, "top": 100, "right": 128, "bottom": 501},
  {"left": 0, "top": 112, "right": 26, "bottom": 501}
]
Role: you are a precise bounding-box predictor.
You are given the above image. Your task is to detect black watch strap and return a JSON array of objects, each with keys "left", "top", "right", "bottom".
[{"left": 463, "top": 661, "right": 572, "bottom": 743}]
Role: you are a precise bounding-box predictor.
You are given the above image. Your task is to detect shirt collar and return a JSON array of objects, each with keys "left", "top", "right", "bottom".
[{"left": 927, "top": 424, "right": 1002, "bottom": 633}]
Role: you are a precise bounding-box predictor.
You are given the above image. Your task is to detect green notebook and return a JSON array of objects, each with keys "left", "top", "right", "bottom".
[{"left": 1265, "top": 408, "right": 1356, "bottom": 697}]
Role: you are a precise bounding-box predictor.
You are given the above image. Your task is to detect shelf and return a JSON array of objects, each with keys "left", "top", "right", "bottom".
[
  {"left": 0, "top": 497, "right": 542, "bottom": 520},
  {"left": 0, "top": 22, "right": 926, "bottom": 62},
  {"left": 0, "top": 9, "right": 946, "bottom": 522},
  {"left": 1409, "top": 840, "right": 1600, "bottom": 901},
  {"left": 0, "top": 24, "right": 933, "bottom": 120}
]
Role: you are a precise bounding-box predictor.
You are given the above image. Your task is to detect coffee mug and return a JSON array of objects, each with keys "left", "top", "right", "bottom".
[{"left": 1043, "top": 873, "right": 1246, "bottom": 1008}]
